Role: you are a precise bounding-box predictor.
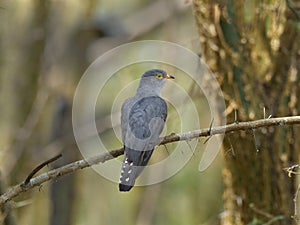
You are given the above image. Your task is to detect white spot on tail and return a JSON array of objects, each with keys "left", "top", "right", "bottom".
[
  {"left": 128, "top": 169, "right": 132, "bottom": 174},
  {"left": 119, "top": 175, "right": 123, "bottom": 182},
  {"left": 125, "top": 177, "right": 129, "bottom": 182},
  {"left": 130, "top": 162, "right": 133, "bottom": 166}
]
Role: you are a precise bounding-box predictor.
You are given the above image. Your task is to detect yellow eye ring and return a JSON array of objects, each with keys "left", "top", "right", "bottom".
[{"left": 156, "top": 73, "right": 163, "bottom": 79}]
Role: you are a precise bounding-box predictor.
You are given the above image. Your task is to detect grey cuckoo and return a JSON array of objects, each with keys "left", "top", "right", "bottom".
[{"left": 119, "top": 69, "right": 174, "bottom": 192}]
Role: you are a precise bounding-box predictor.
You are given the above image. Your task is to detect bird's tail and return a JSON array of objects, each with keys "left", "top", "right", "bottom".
[
  {"left": 119, "top": 153, "right": 137, "bottom": 192},
  {"left": 119, "top": 148, "right": 154, "bottom": 192}
]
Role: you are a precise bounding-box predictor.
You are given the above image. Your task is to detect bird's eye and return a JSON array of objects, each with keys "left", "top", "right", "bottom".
[{"left": 156, "top": 73, "right": 163, "bottom": 79}]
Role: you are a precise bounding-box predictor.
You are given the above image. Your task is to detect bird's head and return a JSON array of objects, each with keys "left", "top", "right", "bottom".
[
  {"left": 138, "top": 69, "right": 175, "bottom": 94},
  {"left": 142, "top": 69, "right": 174, "bottom": 80}
]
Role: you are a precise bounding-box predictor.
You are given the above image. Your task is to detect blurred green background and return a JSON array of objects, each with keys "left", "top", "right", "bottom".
[{"left": 0, "top": 0, "right": 223, "bottom": 224}]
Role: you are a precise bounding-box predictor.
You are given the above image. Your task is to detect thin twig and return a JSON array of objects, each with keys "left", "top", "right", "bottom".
[
  {"left": 249, "top": 203, "right": 275, "bottom": 219},
  {"left": 287, "top": 0, "right": 300, "bottom": 20},
  {"left": 283, "top": 164, "right": 300, "bottom": 223},
  {"left": 23, "top": 154, "right": 62, "bottom": 185},
  {"left": 293, "top": 184, "right": 300, "bottom": 223},
  {"left": 1, "top": 116, "right": 300, "bottom": 205}
]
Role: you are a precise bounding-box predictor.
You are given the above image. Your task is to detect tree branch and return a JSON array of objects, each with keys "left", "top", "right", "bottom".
[{"left": 1, "top": 116, "right": 300, "bottom": 205}]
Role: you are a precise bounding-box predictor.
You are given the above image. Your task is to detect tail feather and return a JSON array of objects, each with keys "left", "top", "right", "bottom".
[
  {"left": 119, "top": 183, "right": 133, "bottom": 192},
  {"left": 119, "top": 155, "right": 137, "bottom": 192},
  {"left": 119, "top": 148, "right": 154, "bottom": 192}
]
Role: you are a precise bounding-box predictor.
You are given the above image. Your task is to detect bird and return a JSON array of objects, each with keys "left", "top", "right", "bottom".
[{"left": 119, "top": 69, "right": 175, "bottom": 192}]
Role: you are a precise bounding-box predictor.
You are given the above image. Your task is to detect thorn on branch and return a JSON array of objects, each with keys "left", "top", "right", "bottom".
[
  {"left": 163, "top": 144, "right": 170, "bottom": 155},
  {"left": 204, "top": 118, "right": 214, "bottom": 144},
  {"left": 203, "top": 136, "right": 211, "bottom": 144},
  {"left": 234, "top": 109, "right": 239, "bottom": 124},
  {"left": 209, "top": 118, "right": 214, "bottom": 135},
  {"left": 263, "top": 107, "right": 272, "bottom": 119},
  {"left": 38, "top": 185, "right": 44, "bottom": 192},
  {"left": 185, "top": 140, "right": 195, "bottom": 158},
  {"left": 251, "top": 128, "right": 260, "bottom": 153},
  {"left": 225, "top": 135, "right": 235, "bottom": 157}
]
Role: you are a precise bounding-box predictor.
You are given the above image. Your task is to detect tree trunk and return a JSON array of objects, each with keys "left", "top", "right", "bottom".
[{"left": 192, "top": 0, "right": 300, "bottom": 224}]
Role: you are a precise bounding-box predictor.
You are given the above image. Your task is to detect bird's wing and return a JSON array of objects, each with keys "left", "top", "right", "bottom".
[
  {"left": 126, "top": 96, "right": 167, "bottom": 154},
  {"left": 121, "top": 98, "right": 132, "bottom": 143}
]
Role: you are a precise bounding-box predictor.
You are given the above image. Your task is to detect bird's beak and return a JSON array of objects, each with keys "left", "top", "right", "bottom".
[{"left": 166, "top": 74, "right": 175, "bottom": 79}]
